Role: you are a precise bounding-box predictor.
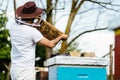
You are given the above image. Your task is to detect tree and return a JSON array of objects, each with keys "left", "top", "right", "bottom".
[
  {"left": 2, "top": 0, "right": 120, "bottom": 58},
  {"left": 0, "top": 12, "right": 11, "bottom": 80},
  {"left": 0, "top": 12, "right": 10, "bottom": 59},
  {"left": 45, "top": 0, "right": 120, "bottom": 54}
]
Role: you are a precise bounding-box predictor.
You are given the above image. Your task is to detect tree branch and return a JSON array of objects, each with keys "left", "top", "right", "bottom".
[
  {"left": 86, "top": 0, "right": 120, "bottom": 6},
  {"left": 86, "top": 0, "right": 120, "bottom": 12},
  {"left": 14, "top": 0, "right": 16, "bottom": 18},
  {"left": 99, "top": 3, "right": 120, "bottom": 12},
  {"left": 67, "top": 27, "right": 108, "bottom": 47}
]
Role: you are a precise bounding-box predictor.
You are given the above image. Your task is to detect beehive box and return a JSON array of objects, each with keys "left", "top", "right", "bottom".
[{"left": 44, "top": 56, "right": 109, "bottom": 80}]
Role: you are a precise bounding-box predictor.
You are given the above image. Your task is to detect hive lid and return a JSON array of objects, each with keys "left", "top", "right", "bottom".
[{"left": 44, "top": 56, "right": 109, "bottom": 67}]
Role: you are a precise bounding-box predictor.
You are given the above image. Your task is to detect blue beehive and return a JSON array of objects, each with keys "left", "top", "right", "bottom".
[{"left": 44, "top": 56, "right": 109, "bottom": 80}]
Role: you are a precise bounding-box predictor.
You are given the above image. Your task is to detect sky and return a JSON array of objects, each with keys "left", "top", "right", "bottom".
[
  {"left": 52, "top": 0, "right": 117, "bottom": 57},
  {"left": 1, "top": 0, "right": 119, "bottom": 57},
  {"left": 77, "top": 30, "right": 114, "bottom": 57}
]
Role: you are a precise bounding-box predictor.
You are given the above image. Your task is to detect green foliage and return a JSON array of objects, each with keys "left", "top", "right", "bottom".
[
  {"left": 54, "top": 42, "right": 81, "bottom": 54},
  {"left": 0, "top": 13, "right": 7, "bottom": 28},
  {"left": 36, "top": 44, "right": 46, "bottom": 59},
  {"left": 67, "top": 42, "right": 80, "bottom": 52},
  {"left": 0, "top": 72, "right": 6, "bottom": 80},
  {"left": 0, "top": 13, "right": 11, "bottom": 59},
  {"left": 35, "top": 44, "right": 46, "bottom": 66}
]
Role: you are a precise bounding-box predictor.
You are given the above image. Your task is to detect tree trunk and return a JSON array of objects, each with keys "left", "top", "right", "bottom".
[
  {"left": 3, "top": 62, "right": 11, "bottom": 80},
  {"left": 59, "top": 0, "right": 86, "bottom": 53},
  {"left": 46, "top": 0, "right": 53, "bottom": 59}
]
